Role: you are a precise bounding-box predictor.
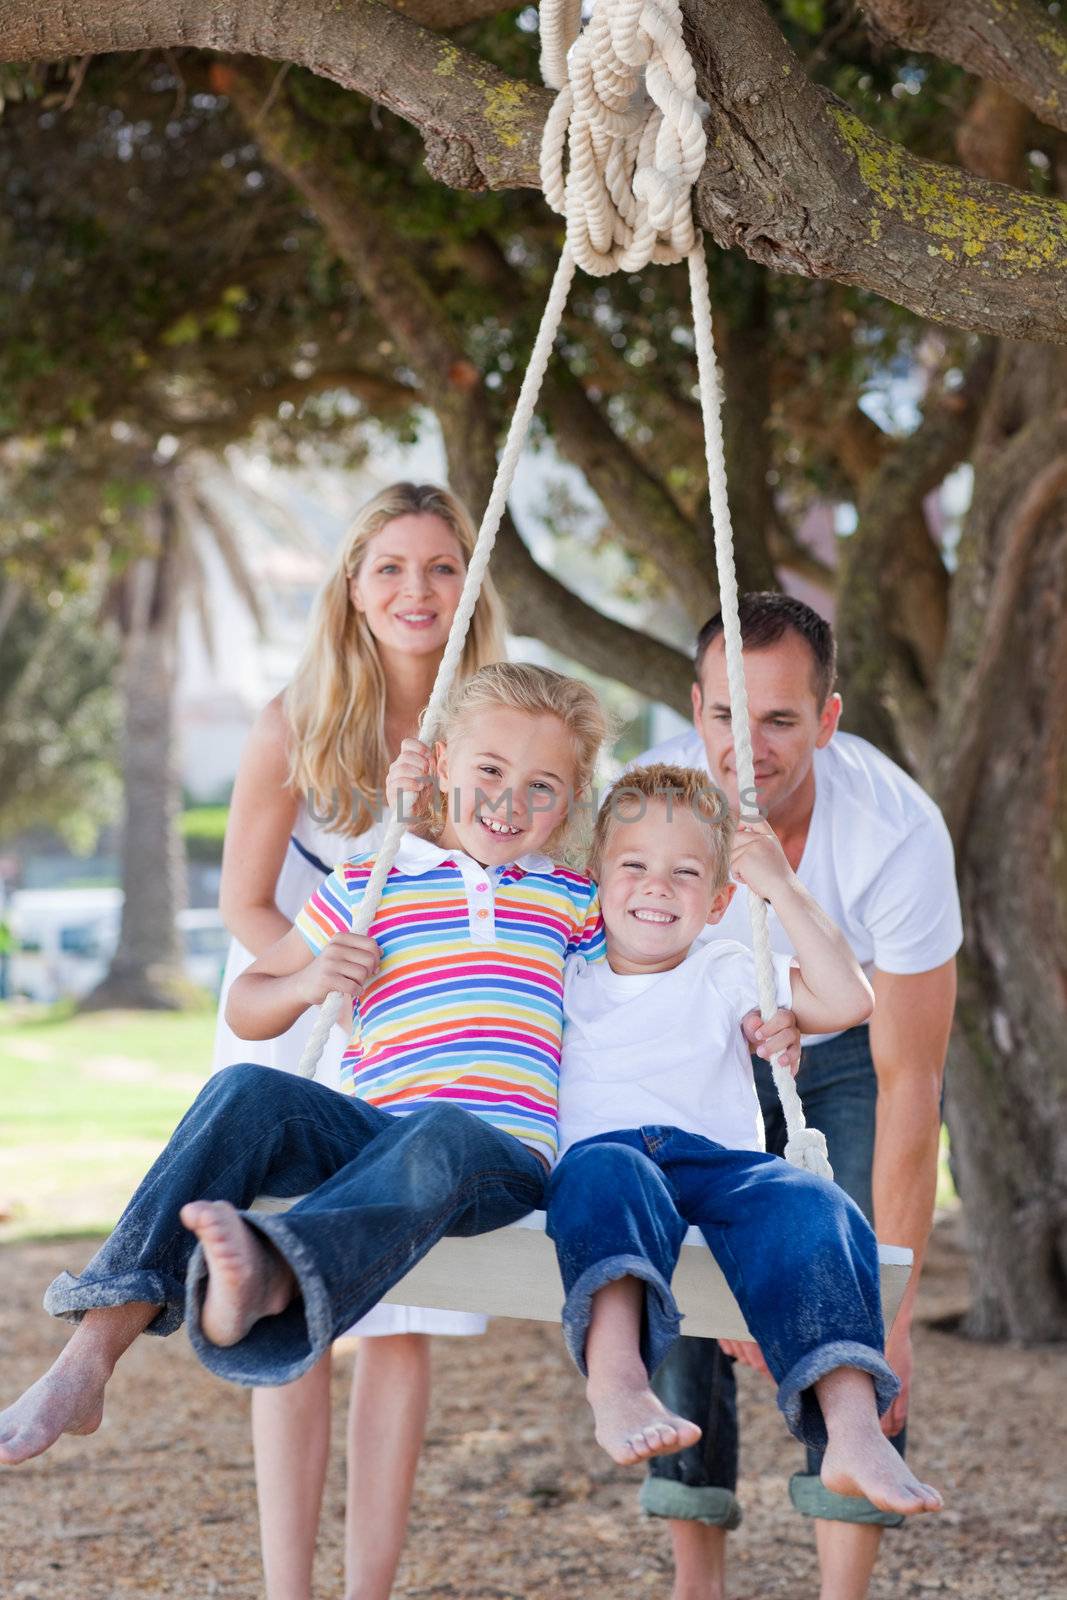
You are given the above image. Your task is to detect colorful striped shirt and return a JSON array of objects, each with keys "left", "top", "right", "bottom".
[{"left": 295, "top": 832, "right": 604, "bottom": 1160}]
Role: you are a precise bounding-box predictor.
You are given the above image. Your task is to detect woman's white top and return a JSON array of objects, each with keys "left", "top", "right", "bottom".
[{"left": 558, "top": 940, "right": 793, "bottom": 1159}]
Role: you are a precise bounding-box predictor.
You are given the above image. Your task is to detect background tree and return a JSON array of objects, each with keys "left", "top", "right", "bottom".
[{"left": 0, "top": 2, "right": 1065, "bottom": 1335}]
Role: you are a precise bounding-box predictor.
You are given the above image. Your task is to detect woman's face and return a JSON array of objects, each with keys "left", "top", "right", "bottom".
[{"left": 349, "top": 513, "right": 467, "bottom": 660}]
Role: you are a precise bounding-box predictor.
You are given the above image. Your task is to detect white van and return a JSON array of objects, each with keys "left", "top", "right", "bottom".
[{"left": 7, "top": 889, "right": 228, "bottom": 1002}]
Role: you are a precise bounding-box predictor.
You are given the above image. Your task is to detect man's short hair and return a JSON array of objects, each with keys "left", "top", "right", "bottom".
[{"left": 694, "top": 592, "right": 837, "bottom": 708}]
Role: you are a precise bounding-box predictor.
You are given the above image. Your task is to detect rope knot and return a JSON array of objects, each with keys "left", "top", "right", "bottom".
[
  {"left": 783, "top": 1125, "right": 834, "bottom": 1180},
  {"left": 540, "top": 0, "right": 708, "bottom": 276}
]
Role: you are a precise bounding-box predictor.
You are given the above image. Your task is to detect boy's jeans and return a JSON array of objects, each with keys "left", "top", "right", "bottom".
[
  {"left": 547, "top": 1125, "right": 898, "bottom": 1454},
  {"left": 644, "top": 1024, "right": 908, "bottom": 1528},
  {"left": 45, "top": 1062, "right": 546, "bottom": 1386}
]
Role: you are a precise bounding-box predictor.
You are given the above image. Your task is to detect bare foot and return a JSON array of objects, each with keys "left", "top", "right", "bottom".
[
  {"left": 0, "top": 1345, "right": 108, "bottom": 1465},
  {"left": 822, "top": 1429, "right": 943, "bottom": 1516},
  {"left": 586, "top": 1378, "right": 702, "bottom": 1467},
  {"left": 181, "top": 1201, "right": 296, "bottom": 1347}
]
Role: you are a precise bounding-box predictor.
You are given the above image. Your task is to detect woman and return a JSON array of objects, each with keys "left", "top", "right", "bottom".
[{"left": 213, "top": 481, "right": 507, "bottom": 1600}]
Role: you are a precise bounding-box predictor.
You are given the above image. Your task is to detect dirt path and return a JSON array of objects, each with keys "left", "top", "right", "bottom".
[{"left": 1, "top": 1216, "right": 1064, "bottom": 1599}]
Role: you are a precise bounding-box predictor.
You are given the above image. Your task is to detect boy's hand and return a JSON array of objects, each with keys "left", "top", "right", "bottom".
[
  {"left": 741, "top": 1007, "right": 801, "bottom": 1075},
  {"left": 387, "top": 738, "right": 435, "bottom": 819},
  {"left": 730, "top": 817, "right": 794, "bottom": 901},
  {"left": 298, "top": 933, "right": 380, "bottom": 1005}
]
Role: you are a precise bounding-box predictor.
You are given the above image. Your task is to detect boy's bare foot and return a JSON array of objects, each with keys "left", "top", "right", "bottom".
[
  {"left": 0, "top": 1350, "right": 107, "bottom": 1465},
  {"left": 817, "top": 1367, "right": 942, "bottom": 1516},
  {"left": 181, "top": 1201, "right": 296, "bottom": 1347},
  {"left": 821, "top": 1428, "right": 942, "bottom": 1515},
  {"left": 586, "top": 1378, "right": 702, "bottom": 1467}
]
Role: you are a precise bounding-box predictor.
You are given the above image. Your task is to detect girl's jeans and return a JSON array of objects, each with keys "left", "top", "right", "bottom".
[
  {"left": 546, "top": 1125, "right": 897, "bottom": 1455},
  {"left": 44, "top": 1062, "right": 546, "bottom": 1386},
  {"left": 643, "top": 1023, "right": 908, "bottom": 1528}
]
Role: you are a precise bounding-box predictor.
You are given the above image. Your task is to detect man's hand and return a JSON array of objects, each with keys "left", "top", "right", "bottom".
[
  {"left": 882, "top": 1317, "right": 913, "bottom": 1436},
  {"left": 719, "top": 1338, "right": 772, "bottom": 1377},
  {"left": 730, "top": 817, "right": 795, "bottom": 900},
  {"left": 298, "top": 933, "right": 381, "bottom": 1006},
  {"left": 741, "top": 1006, "right": 801, "bottom": 1073}
]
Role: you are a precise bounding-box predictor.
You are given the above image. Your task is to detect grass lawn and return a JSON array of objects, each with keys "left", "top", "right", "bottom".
[{"left": 0, "top": 1003, "right": 217, "bottom": 1241}]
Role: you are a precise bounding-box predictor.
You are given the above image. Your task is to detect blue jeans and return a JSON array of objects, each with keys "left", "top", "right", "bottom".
[
  {"left": 45, "top": 1062, "right": 546, "bottom": 1386},
  {"left": 547, "top": 1126, "right": 897, "bottom": 1454},
  {"left": 643, "top": 1025, "right": 908, "bottom": 1527}
]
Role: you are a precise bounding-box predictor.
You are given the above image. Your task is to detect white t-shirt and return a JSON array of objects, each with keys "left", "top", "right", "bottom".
[
  {"left": 558, "top": 941, "right": 794, "bottom": 1158},
  {"left": 632, "top": 727, "right": 963, "bottom": 1044}
]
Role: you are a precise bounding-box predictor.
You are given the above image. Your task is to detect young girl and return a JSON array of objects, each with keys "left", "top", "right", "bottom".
[
  {"left": 0, "top": 665, "right": 607, "bottom": 1458},
  {"left": 547, "top": 764, "right": 942, "bottom": 1518},
  {"left": 213, "top": 482, "right": 506, "bottom": 1600}
]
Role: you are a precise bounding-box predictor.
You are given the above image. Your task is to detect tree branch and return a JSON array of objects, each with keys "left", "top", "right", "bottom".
[
  {"left": 6, "top": 0, "right": 1067, "bottom": 340},
  {"left": 859, "top": 0, "right": 1067, "bottom": 136}
]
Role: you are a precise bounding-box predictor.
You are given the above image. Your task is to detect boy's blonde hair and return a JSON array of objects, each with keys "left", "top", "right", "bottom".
[
  {"left": 428, "top": 662, "right": 611, "bottom": 854},
  {"left": 286, "top": 482, "right": 507, "bottom": 835},
  {"left": 588, "top": 762, "right": 733, "bottom": 887}
]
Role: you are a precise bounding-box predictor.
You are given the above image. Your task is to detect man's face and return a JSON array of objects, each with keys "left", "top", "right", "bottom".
[{"left": 692, "top": 633, "right": 841, "bottom": 819}]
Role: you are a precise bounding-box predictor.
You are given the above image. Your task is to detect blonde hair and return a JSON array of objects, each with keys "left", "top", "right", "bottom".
[
  {"left": 427, "top": 662, "right": 611, "bottom": 856},
  {"left": 588, "top": 762, "right": 733, "bottom": 886},
  {"left": 286, "top": 483, "right": 507, "bottom": 834}
]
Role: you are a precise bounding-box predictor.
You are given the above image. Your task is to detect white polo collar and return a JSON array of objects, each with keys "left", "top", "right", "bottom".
[{"left": 392, "top": 831, "right": 553, "bottom": 878}]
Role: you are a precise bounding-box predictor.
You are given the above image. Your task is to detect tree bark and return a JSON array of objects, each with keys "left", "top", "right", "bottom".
[
  {"left": 221, "top": 62, "right": 693, "bottom": 710},
  {"left": 860, "top": 0, "right": 1067, "bottom": 136},
  {"left": 929, "top": 342, "right": 1067, "bottom": 1340},
  {"left": 82, "top": 500, "right": 189, "bottom": 1011},
  {"left": 4, "top": 0, "right": 1067, "bottom": 339}
]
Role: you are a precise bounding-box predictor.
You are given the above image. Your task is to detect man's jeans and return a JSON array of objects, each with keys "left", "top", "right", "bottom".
[
  {"left": 45, "top": 1062, "right": 546, "bottom": 1386},
  {"left": 547, "top": 1127, "right": 896, "bottom": 1454},
  {"left": 643, "top": 1024, "right": 909, "bottom": 1528}
]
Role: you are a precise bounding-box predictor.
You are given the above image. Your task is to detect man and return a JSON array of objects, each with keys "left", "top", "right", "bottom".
[{"left": 633, "top": 593, "right": 960, "bottom": 1600}]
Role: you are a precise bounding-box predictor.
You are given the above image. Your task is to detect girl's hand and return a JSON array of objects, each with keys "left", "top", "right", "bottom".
[
  {"left": 741, "top": 1006, "right": 801, "bottom": 1075},
  {"left": 386, "top": 738, "right": 435, "bottom": 819},
  {"left": 730, "top": 817, "right": 793, "bottom": 901},
  {"left": 298, "top": 933, "right": 380, "bottom": 1005}
]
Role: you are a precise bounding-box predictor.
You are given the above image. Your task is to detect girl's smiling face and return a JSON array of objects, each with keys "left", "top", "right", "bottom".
[
  {"left": 434, "top": 708, "right": 577, "bottom": 866},
  {"left": 348, "top": 513, "right": 466, "bottom": 662}
]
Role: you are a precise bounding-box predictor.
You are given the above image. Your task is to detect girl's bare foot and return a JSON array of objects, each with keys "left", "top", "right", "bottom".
[
  {"left": 816, "top": 1366, "right": 942, "bottom": 1516},
  {"left": 0, "top": 1353, "right": 107, "bottom": 1465},
  {"left": 181, "top": 1201, "right": 296, "bottom": 1347},
  {"left": 0, "top": 1300, "right": 157, "bottom": 1466},
  {"left": 586, "top": 1378, "right": 702, "bottom": 1467}
]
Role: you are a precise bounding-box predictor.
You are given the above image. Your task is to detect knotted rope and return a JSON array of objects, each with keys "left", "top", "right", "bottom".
[{"left": 295, "top": 0, "right": 834, "bottom": 1181}]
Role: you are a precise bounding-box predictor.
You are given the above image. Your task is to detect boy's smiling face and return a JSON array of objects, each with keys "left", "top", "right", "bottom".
[{"left": 597, "top": 797, "right": 734, "bottom": 975}]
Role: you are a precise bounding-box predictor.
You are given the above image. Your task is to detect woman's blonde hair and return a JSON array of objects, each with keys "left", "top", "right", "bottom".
[
  {"left": 426, "top": 662, "right": 612, "bottom": 857},
  {"left": 587, "top": 762, "right": 733, "bottom": 885},
  {"left": 286, "top": 483, "right": 507, "bottom": 834}
]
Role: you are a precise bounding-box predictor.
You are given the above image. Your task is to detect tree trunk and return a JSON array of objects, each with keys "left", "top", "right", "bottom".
[
  {"left": 930, "top": 342, "right": 1067, "bottom": 1340},
  {"left": 82, "top": 507, "right": 189, "bottom": 1011}
]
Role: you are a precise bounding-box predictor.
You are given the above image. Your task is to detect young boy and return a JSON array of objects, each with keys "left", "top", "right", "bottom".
[{"left": 547, "top": 763, "right": 942, "bottom": 1519}]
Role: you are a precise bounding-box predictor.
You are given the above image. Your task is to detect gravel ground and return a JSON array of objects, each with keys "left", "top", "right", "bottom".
[{"left": 1, "top": 1214, "right": 1064, "bottom": 1600}]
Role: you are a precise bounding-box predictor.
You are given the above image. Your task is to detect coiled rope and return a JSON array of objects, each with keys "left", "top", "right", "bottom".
[{"left": 296, "top": 0, "right": 833, "bottom": 1181}]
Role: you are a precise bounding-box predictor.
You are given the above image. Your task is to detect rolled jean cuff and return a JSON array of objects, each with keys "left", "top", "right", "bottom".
[
  {"left": 789, "top": 1472, "right": 905, "bottom": 1528},
  {"left": 776, "top": 1341, "right": 900, "bottom": 1451},
  {"left": 44, "top": 1269, "right": 187, "bottom": 1336},
  {"left": 185, "top": 1211, "right": 336, "bottom": 1387},
  {"left": 639, "top": 1477, "right": 743, "bottom": 1530},
  {"left": 561, "top": 1253, "right": 680, "bottom": 1377}
]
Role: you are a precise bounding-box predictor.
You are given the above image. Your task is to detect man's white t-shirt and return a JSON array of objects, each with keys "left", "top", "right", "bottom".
[
  {"left": 558, "top": 942, "right": 794, "bottom": 1158},
  {"left": 631, "top": 727, "right": 963, "bottom": 1045}
]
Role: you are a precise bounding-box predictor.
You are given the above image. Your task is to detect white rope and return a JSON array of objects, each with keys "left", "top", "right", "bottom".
[
  {"left": 299, "top": 1, "right": 833, "bottom": 1182},
  {"left": 296, "top": 246, "right": 577, "bottom": 1076},
  {"left": 688, "top": 245, "right": 832, "bottom": 1180},
  {"left": 539, "top": 0, "right": 709, "bottom": 274}
]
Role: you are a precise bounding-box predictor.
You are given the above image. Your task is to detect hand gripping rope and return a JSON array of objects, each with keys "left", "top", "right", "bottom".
[{"left": 296, "top": 0, "right": 833, "bottom": 1183}]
